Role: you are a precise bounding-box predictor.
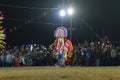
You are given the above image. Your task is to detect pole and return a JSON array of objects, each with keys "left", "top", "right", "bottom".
[
  {"left": 61, "top": 16, "right": 63, "bottom": 26},
  {"left": 102, "top": 27, "right": 104, "bottom": 37},
  {"left": 70, "top": 16, "right": 72, "bottom": 41}
]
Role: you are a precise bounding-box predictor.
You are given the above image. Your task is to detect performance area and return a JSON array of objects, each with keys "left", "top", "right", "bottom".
[{"left": 0, "top": 66, "right": 120, "bottom": 80}]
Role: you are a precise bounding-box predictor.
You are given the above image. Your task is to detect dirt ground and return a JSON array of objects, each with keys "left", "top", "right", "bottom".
[{"left": 0, "top": 66, "right": 120, "bottom": 80}]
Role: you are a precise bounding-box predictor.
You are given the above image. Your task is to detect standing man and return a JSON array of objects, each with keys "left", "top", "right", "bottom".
[{"left": 53, "top": 27, "right": 73, "bottom": 66}]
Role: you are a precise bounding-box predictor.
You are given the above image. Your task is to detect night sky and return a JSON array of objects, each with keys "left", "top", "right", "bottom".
[{"left": 0, "top": 0, "right": 120, "bottom": 46}]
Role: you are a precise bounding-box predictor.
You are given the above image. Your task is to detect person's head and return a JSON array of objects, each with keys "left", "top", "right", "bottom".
[{"left": 54, "top": 27, "right": 68, "bottom": 38}]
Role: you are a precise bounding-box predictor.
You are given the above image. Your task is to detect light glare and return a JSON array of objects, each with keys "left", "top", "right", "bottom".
[
  {"left": 60, "top": 10, "right": 66, "bottom": 17},
  {"left": 68, "top": 8, "right": 73, "bottom": 15}
]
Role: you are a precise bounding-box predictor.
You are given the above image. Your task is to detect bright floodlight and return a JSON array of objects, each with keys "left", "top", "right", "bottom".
[
  {"left": 67, "top": 8, "right": 73, "bottom": 15},
  {"left": 60, "top": 10, "right": 66, "bottom": 17}
]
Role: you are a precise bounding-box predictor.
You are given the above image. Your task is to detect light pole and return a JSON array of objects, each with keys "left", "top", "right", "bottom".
[
  {"left": 67, "top": 8, "right": 73, "bottom": 41},
  {"left": 60, "top": 10, "right": 66, "bottom": 26}
]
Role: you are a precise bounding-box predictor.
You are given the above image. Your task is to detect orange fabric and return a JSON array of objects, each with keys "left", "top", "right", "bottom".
[
  {"left": 65, "top": 39, "right": 73, "bottom": 51},
  {"left": 53, "top": 39, "right": 57, "bottom": 47},
  {"left": 53, "top": 38, "right": 73, "bottom": 58},
  {"left": 53, "top": 39, "right": 73, "bottom": 51},
  {"left": 65, "top": 39, "right": 73, "bottom": 58}
]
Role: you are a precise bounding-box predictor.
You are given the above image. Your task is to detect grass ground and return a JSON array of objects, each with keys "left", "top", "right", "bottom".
[{"left": 0, "top": 66, "right": 120, "bottom": 80}]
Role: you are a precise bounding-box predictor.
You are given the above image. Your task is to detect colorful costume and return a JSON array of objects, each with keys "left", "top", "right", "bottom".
[
  {"left": 53, "top": 27, "right": 73, "bottom": 66},
  {"left": 0, "top": 12, "right": 6, "bottom": 48}
]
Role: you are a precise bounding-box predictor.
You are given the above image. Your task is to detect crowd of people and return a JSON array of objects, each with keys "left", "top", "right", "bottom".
[
  {"left": 0, "top": 41, "right": 120, "bottom": 67},
  {"left": 72, "top": 41, "right": 120, "bottom": 66}
]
